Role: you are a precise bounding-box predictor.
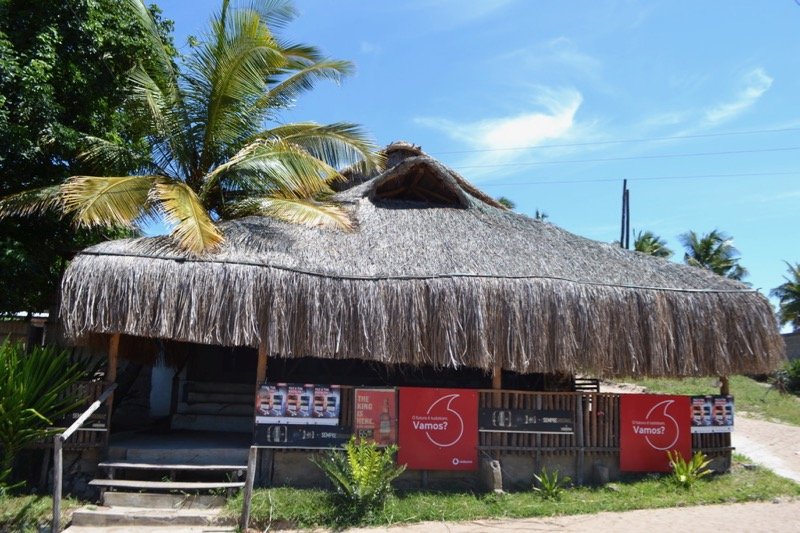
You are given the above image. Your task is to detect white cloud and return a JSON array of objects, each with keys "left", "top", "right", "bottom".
[
  {"left": 415, "top": 87, "right": 586, "bottom": 180},
  {"left": 704, "top": 68, "right": 773, "bottom": 124},
  {"left": 416, "top": 87, "right": 582, "bottom": 151}
]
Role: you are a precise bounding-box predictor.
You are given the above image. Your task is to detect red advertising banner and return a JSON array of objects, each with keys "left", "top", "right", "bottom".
[
  {"left": 354, "top": 388, "right": 397, "bottom": 446},
  {"left": 620, "top": 394, "right": 691, "bottom": 472},
  {"left": 398, "top": 387, "right": 478, "bottom": 471}
]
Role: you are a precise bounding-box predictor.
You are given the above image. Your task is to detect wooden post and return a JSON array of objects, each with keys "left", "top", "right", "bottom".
[
  {"left": 240, "top": 446, "right": 258, "bottom": 531},
  {"left": 720, "top": 376, "right": 730, "bottom": 396},
  {"left": 52, "top": 436, "right": 63, "bottom": 533},
  {"left": 256, "top": 341, "right": 268, "bottom": 386},
  {"left": 107, "top": 333, "right": 120, "bottom": 422},
  {"left": 491, "top": 360, "right": 502, "bottom": 456},
  {"left": 576, "top": 395, "right": 585, "bottom": 486},
  {"left": 108, "top": 333, "right": 120, "bottom": 383}
]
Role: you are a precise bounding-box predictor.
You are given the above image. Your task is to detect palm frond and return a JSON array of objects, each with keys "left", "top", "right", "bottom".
[
  {"left": 0, "top": 186, "right": 63, "bottom": 218},
  {"left": 255, "top": 122, "right": 382, "bottom": 173},
  {"left": 227, "top": 195, "right": 352, "bottom": 230},
  {"left": 78, "top": 135, "right": 162, "bottom": 176},
  {"left": 253, "top": 57, "right": 353, "bottom": 112},
  {"left": 188, "top": 4, "right": 288, "bottom": 166},
  {"left": 202, "top": 139, "right": 339, "bottom": 201},
  {"left": 128, "top": 67, "right": 194, "bottom": 178},
  {"left": 61, "top": 175, "right": 157, "bottom": 227},
  {"left": 123, "top": 0, "right": 178, "bottom": 89},
  {"left": 153, "top": 180, "right": 224, "bottom": 253}
]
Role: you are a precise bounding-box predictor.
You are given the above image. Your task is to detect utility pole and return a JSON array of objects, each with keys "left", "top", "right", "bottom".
[{"left": 620, "top": 180, "right": 630, "bottom": 249}]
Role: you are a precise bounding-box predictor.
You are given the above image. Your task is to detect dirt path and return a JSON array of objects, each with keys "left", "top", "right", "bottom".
[{"left": 352, "top": 500, "right": 800, "bottom": 532}]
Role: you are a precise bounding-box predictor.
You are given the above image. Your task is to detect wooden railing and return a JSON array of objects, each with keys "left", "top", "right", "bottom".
[{"left": 51, "top": 382, "right": 117, "bottom": 533}]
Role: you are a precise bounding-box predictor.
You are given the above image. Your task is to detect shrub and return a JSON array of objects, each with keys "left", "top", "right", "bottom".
[
  {"left": 311, "top": 436, "right": 405, "bottom": 524},
  {"left": 532, "top": 467, "right": 570, "bottom": 500},
  {"left": 0, "top": 340, "right": 88, "bottom": 491},
  {"left": 667, "top": 450, "right": 712, "bottom": 489}
]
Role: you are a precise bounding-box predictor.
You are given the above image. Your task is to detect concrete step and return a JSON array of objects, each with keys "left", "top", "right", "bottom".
[
  {"left": 88, "top": 479, "right": 245, "bottom": 491},
  {"left": 70, "top": 505, "right": 233, "bottom": 527},
  {"left": 102, "top": 491, "right": 226, "bottom": 509},
  {"left": 125, "top": 446, "right": 249, "bottom": 466},
  {"left": 171, "top": 414, "right": 252, "bottom": 433},
  {"left": 177, "top": 402, "right": 253, "bottom": 416},
  {"left": 186, "top": 381, "right": 253, "bottom": 394},
  {"left": 186, "top": 391, "right": 253, "bottom": 404}
]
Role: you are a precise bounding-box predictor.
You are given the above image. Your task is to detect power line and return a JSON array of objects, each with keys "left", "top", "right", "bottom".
[
  {"left": 430, "top": 126, "right": 800, "bottom": 155},
  {"left": 453, "top": 146, "right": 800, "bottom": 170},
  {"left": 476, "top": 169, "right": 800, "bottom": 187}
]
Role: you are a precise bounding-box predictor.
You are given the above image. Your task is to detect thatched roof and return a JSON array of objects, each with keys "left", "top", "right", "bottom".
[{"left": 60, "top": 142, "right": 784, "bottom": 377}]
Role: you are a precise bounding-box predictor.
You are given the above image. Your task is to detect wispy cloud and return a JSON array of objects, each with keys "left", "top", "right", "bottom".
[
  {"left": 501, "top": 37, "right": 602, "bottom": 80},
  {"left": 703, "top": 68, "right": 773, "bottom": 125},
  {"left": 415, "top": 87, "right": 588, "bottom": 179},
  {"left": 417, "top": 87, "right": 582, "bottom": 149}
]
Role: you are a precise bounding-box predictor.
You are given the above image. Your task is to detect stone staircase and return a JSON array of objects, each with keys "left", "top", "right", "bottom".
[
  {"left": 171, "top": 381, "right": 254, "bottom": 433},
  {"left": 70, "top": 431, "right": 250, "bottom": 528}
]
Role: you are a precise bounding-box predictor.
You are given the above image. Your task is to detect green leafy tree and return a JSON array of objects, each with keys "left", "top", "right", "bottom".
[
  {"left": 771, "top": 261, "right": 800, "bottom": 331},
  {"left": 0, "top": 340, "right": 87, "bottom": 489},
  {"left": 0, "top": 0, "right": 380, "bottom": 254},
  {"left": 0, "top": 0, "right": 174, "bottom": 313},
  {"left": 679, "top": 229, "right": 748, "bottom": 281},
  {"left": 633, "top": 229, "right": 673, "bottom": 258}
]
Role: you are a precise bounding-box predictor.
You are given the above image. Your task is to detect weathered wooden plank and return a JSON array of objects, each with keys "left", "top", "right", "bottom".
[{"left": 88, "top": 479, "right": 245, "bottom": 490}]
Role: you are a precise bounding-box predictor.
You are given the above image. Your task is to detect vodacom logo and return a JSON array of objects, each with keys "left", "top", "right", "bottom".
[
  {"left": 410, "top": 393, "right": 465, "bottom": 447},
  {"left": 635, "top": 399, "right": 680, "bottom": 451}
]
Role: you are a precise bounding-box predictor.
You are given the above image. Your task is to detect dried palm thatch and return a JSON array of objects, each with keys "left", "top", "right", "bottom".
[{"left": 60, "top": 142, "right": 784, "bottom": 377}]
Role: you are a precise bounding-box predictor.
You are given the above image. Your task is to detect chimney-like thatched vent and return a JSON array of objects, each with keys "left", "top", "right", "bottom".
[{"left": 373, "top": 163, "right": 466, "bottom": 207}]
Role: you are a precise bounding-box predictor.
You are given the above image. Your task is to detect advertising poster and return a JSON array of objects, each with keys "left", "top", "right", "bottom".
[
  {"left": 691, "top": 395, "right": 734, "bottom": 434},
  {"left": 620, "top": 394, "right": 691, "bottom": 472},
  {"left": 354, "top": 388, "right": 397, "bottom": 445},
  {"left": 254, "top": 424, "right": 351, "bottom": 448},
  {"left": 479, "top": 409, "right": 573, "bottom": 434},
  {"left": 398, "top": 387, "right": 478, "bottom": 471},
  {"left": 255, "top": 383, "right": 340, "bottom": 426}
]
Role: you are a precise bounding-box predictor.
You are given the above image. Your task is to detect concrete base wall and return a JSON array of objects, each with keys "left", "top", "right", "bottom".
[{"left": 258, "top": 450, "right": 626, "bottom": 491}]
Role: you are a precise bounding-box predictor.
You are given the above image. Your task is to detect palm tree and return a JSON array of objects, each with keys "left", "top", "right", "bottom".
[
  {"left": 771, "top": 261, "right": 800, "bottom": 331},
  {"left": 679, "top": 229, "right": 748, "bottom": 281},
  {"left": 495, "top": 196, "right": 515, "bottom": 210},
  {"left": 0, "top": 0, "right": 380, "bottom": 254},
  {"left": 633, "top": 230, "right": 672, "bottom": 258}
]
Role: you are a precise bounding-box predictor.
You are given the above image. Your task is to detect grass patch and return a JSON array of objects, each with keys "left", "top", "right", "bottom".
[
  {"left": 623, "top": 375, "right": 800, "bottom": 426},
  {"left": 227, "top": 456, "right": 800, "bottom": 529},
  {"left": 0, "top": 494, "right": 80, "bottom": 532}
]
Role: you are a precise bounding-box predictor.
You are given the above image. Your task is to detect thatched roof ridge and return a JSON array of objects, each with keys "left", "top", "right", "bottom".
[{"left": 59, "top": 147, "right": 785, "bottom": 377}]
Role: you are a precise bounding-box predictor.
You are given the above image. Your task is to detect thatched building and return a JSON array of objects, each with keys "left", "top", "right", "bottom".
[{"left": 58, "top": 142, "right": 784, "bottom": 488}]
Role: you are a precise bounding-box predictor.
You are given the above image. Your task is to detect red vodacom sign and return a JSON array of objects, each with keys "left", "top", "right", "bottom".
[
  {"left": 620, "top": 394, "right": 691, "bottom": 472},
  {"left": 398, "top": 387, "right": 478, "bottom": 471}
]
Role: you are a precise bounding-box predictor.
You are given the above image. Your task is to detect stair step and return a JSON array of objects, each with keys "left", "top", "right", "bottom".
[
  {"left": 89, "top": 479, "right": 245, "bottom": 491},
  {"left": 186, "top": 381, "right": 253, "bottom": 394},
  {"left": 178, "top": 402, "right": 253, "bottom": 416},
  {"left": 99, "top": 461, "right": 246, "bottom": 471},
  {"left": 186, "top": 391, "right": 253, "bottom": 404},
  {"left": 70, "top": 505, "right": 231, "bottom": 527},
  {"left": 171, "top": 414, "right": 252, "bottom": 433},
  {"left": 125, "top": 447, "right": 249, "bottom": 466},
  {"left": 102, "top": 491, "right": 226, "bottom": 509}
]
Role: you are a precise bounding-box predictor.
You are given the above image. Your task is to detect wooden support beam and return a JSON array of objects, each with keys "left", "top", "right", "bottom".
[
  {"left": 256, "top": 341, "right": 268, "bottom": 386},
  {"left": 720, "top": 376, "right": 730, "bottom": 396},
  {"left": 107, "top": 333, "right": 120, "bottom": 384}
]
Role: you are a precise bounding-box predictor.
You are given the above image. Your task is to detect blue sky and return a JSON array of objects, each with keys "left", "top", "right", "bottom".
[{"left": 158, "top": 0, "right": 799, "bottom": 323}]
